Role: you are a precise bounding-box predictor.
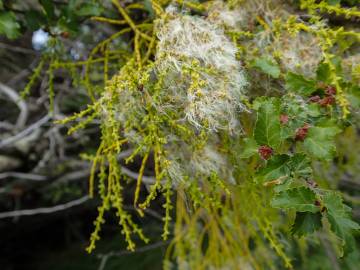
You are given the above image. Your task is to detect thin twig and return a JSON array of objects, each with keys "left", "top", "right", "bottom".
[
  {"left": 0, "top": 114, "right": 51, "bottom": 148},
  {"left": 0, "top": 195, "right": 89, "bottom": 219},
  {"left": 0, "top": 172, "right": 47, "bottom": 181},
  {"left": 120, "top": 166, "right": 156, "bottom": 184},
  {"left": 0, "top": 42, "right": 38, "bottom": 55}
]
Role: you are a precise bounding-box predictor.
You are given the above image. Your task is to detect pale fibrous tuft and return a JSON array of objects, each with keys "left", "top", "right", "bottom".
[{"left": 155, "top": 13, "right": 247, "bottom": 132}]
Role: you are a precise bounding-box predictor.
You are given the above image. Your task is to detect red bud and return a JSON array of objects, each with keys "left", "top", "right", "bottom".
[{"left": 258, "top": 145, "right": 273, "bottom": 160}]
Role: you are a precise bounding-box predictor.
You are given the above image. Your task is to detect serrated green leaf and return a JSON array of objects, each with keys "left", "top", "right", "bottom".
[
  {"left": 252, "top": 57, "right": 281, "bottom": 78},
  {"left": 239, "top": 138, "right": 259, "bottom": 158},
  {"left": 256, "top": 154, "right": 290, "bottom": 182},
  {"left": 254, "top": 99, "right": 281, "bottom": 149},
  {"left": 285, "top": 72, "right": 316, "bottom": 96},
  {"left": 0, "top": 11, "right": 20, "bottom": 39},
  {"left": 271, "top": 187, "right": 319, "bottom": 213},
  {"left": 273, "top": 178, "right": 296, "bottom": 192},
  {"left": 288, "top": 154, "right": 312, "bottom": 178},
  {"left": 303, "top": 125, "right": 341, "bottom": 160},
  {"left": 292, "top": 212, "right": 322, "bottom": 237},
  {"left": 323, "top": 192, "right": 360, "bottom": 254}
]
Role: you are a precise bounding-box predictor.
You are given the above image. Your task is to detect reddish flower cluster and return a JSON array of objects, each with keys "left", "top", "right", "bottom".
[
  {"left": 295, "top": 123, "right": 310, "bottom": 141},
  {"left": 325, "top": 85, "right": 336, "bottom": 96},
  {"left": 308, "top": 85, "right": 336, "bottom": 107},
  {"left": 258, "top": 145, "right": 273, "bottom": 160},
  {"left": 318, "top": 96, "right": 335, "bottom": 107}
]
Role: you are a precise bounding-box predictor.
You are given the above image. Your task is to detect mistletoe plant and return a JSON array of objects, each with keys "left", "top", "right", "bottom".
[{"left": 3, "top": 0, "right": 360, "bottom": 269}]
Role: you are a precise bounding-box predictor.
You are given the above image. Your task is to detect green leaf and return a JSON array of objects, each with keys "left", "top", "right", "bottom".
[
  {"left": 307, "top": 103, "right": 321, "bottom": 117},
  {"left": 316, "top": 62, "right": 331, "bottom": 83},
  {"left": 271, "top": 187, "right": 319, "bottom": 213},
  {"left": 254, "top": 99, "right": 281, "bottom": 149},
  {"left": 273, "top": 178, "right": 296, "bottom": 193},
  {"left": 239, "top": 138, "right": 259, "bottom": 158},
  {"left": 288, "top": 154, "right": 312, "bottom": 178},
  {"left": 323, "top": 192, "right": 360, "bottom": 254},
  {"left": 303, "top": 125, "right": 341, "bottom": 160},
  {"left": 285, "top": 72, "right": 316, "bottom": 96},
  {"left": 40, "top": 0, "right": 55, "bottom": 20},
  {"left": 58, "top": 16, "right": 79, "bottom": 33},
  {"left": 252, "top": 57, "right": 281, "bottom": 78},
  {"left": 256, "top": 154, "right": 290, "bottom": 182},
  {"left": 25, "top": 10, "right": 47, "bottom": 31},
  {"left": 0, "top": 11, "right": 20, "bottom": 39},
  {"left": 76, "top": 3, "right": 104, "bottom": 17},
  {"left": 292, "top": 212, "right": 322, "bottom": 237}
]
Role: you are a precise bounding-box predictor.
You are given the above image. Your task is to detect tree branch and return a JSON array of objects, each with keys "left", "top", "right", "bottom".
[
  {"left": 0, "top": 114, "right": 51, "bottom": 148},
  {"left": 0, "top": 195, "right": 89, "bottom": 219},
  {"left": 0, "top": 82, "right": 28, "bottom": 129}
]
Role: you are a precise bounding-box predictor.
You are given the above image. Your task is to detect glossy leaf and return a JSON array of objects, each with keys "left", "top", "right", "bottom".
[
  {"left": 254, "top": 99, "right": 281, "bottom": 149},
  {"left": 303, "top": 125, "right": 341, "bottom": 160},
  {"left": 256, "top": 154, "right": 290, "bottom": 182},
  {"left": 271, "top": 187, "right": 319, "bottom": 213},
  {"left": 288, "top": 154, "right": 312, "bottom": 178},
  {"left": 323, "top": 192, "right": 360, "bottom": 254}
]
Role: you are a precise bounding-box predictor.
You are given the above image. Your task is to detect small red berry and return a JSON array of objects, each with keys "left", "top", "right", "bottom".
[
  {"left": 295, "top": 124, "right": 310, "bottom": 141},
  {"left": 308, "top": 95, "right": 321, "bottom": 103},
  {"left": 258, "top": 145, "right": 273, "bottom": 160},
  {"left": 280, "top": 114, "right": 289, "bottom": 125},
  {"left": 325, "top": 85, "right": 336, "bottom": 96},
  {"left": 319, "top": 96, "right": 335, "bottom": 107}
]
